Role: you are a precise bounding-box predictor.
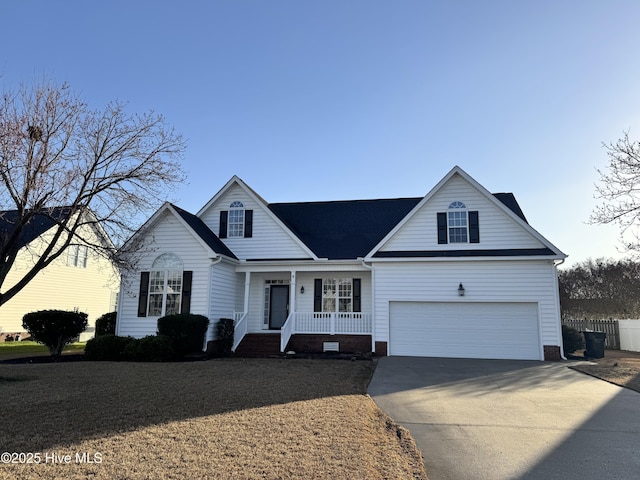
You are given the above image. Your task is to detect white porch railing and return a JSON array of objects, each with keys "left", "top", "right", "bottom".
[
  {"left": 280, "top": 312, "right": 372, "bottom": 351},
  {"left": 232, "top": 312, "right": 248, "bottom": 352},
  {"left": 293, "top": 312, "right": 372, "bottom": 334},
  {"left": 280, "top": 312, "right": 295, "bottom": 352}
]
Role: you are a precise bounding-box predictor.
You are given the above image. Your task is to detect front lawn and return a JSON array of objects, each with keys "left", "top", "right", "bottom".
[
  {"left": 0, "top": 341, "right": 85, "bottom": 360},
  {"left": 0, "top": 358, "right": 426, "bottom": 479}
]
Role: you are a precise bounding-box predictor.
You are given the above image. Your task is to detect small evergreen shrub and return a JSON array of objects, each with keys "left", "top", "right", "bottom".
[
  {"left": 95, "top": 312, "right": 117, "bottom": 336},
  {"left": 22, "top": 309, "right": 88, "bottom": 358},
  {"left": 215, "top": 318, "right": 235, "bottom": 357},
  {"left": 84, "top": 334, "right": 135, "bottom": 361},
  {"left": 562, "top": 324, "right": 584, "bottom": 354},
  {"left": 157, "top": 313, "right": 209, "bottom": 356},
  {"left": 123, "top": 335, "right": 175, "bottom": 362}
]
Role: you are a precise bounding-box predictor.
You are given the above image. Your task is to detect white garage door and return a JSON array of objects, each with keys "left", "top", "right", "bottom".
[{"left": 389, "top": 301, "right": 540, "bottom": 360}]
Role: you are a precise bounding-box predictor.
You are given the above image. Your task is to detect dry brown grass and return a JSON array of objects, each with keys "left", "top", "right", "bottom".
[
  {"left": 570, "top": 349, "right": 640, "bottom": 393},
  {"left": 0, "top": 358, "right": 426, "bottom": 480}
]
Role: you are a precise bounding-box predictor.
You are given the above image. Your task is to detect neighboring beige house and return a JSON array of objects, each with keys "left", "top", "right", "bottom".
[{"left": 0, "top": 207, "right": 119, "bottom": 342}]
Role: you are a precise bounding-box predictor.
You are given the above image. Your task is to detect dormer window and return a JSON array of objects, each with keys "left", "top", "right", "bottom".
[
  {"left": 437, "top": 203, "right": 479, "bottom": 244},
  {"left": 447, "top": 202, "right": 468, "bottom": 243},
  {"left": 219, "top": 203, "right": 253, "bottom": 239},
  {"left": 228, "top": 201, "right": 245, "bottom": 237}
]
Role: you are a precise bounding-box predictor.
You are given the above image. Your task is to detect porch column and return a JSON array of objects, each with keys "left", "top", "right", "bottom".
[
  {"left": 289, "top": 270, "right": 296, "bottom": 317},
  {"left": 243, "top": 271, "right": 251, "bottom": 314}
]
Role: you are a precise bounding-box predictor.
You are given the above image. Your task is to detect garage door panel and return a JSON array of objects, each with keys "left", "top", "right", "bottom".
[{"left": 390, "top": 302, "right": 540, "bottom": 360}]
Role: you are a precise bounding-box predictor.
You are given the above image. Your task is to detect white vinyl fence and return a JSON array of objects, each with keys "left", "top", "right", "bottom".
[{"left": 618, "top": 320, "right": 640, "bottom": 352}]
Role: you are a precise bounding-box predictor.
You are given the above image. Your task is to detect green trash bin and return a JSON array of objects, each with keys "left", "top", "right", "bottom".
[{"left": 582, "top": 331, "right": 606, "bottom": 359}]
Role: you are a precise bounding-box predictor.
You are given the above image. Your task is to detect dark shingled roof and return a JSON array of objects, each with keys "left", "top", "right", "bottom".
[
  {"left": 171, "top": 204, "right": 238, "bottom": 260},
  {"left": 0, "top": 207, "right": 72, "bottom": 249},
  {"left": 269, "top": 198, "right": 420, "bottom": 259},
  {"left": 268, "top": 193, "right": 529, "bottom": 260}
]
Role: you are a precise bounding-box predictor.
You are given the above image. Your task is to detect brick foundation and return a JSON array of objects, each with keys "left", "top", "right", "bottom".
[
  {"left": 287, "top": 335, "right": 372, "bottom": 354},
  {"left": 375, "top": 341, "right": 388, "bottom": 356},
  {"left": 544, "top": 345, "right": 562, "bottom": 361}
]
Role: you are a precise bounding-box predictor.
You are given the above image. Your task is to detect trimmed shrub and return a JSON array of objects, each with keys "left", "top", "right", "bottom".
[
  {"left": 157, "top": 313, "right": 209, "bottom": 356},
  {"left": 562, "top": 324, "right": 584, "bottom": 354},
  {"left": 123, "top": 335, "right": 175, "bottom": 362},
  {"left": 215, "top": 318, "right": 235, "bottom": 357},
  {"left": 84, "top": 334, "right": 135, "bottom": 361},
  {"left": 95, "top": 312, "right": 117, "bottom": 336},
  {"left": 22, "top": 309, "right": 88, "bottom": 358}
]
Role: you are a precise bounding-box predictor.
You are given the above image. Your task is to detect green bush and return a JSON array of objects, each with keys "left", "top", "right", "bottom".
[
  {"left": 123, "top": 335, "right": 175, "bottom": 362},
  {"left": 22, "top": 310, "right": 88, "bottom": 358},
  {"left": 215, "top": 318, "right": 235, "bottom": 357},
  {"left": 95, "top": 312, "right": 117, "bottom": 336},
  {"left": 157, "top": 313, "right": 209, "bottom": 356},
  {"left": 84, "top": 334, "right": 135, "bottom": 361},
  {"left": 562, "top": 324, "right": 584, "bottom": 354}
]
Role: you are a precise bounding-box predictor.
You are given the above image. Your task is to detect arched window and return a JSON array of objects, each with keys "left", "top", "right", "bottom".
[
  {"left": 228, "top": 201, "right": 245, "bottom": 237},
  {"left": 447, "top": 201, "right": 468, "bottom": 243},
  {"left": 148, "top": 253, "right": 184, "bottom": 316}
]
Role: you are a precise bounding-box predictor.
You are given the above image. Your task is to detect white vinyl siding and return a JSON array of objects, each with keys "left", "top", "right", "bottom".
[
  {"left": 380, "top": 175, "right": 545, "bottom": 252},
  {"left": 208, "top": 261, "right": 240, "bottom": 341},
  {"left": 389, "top": 301, "right": 540, "bottom": 360},
  {"left": 199, "top": 184, "right": 310, "bottom": 260},
  {"left": 117, "top": 211, "right": 212, "bottom": 339},
  {"left": 373, "top": 260, "right": 561, "bottom": 354}
]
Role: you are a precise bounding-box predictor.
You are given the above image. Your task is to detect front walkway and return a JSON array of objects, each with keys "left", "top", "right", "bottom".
[{"left": 368, "top": 357, "right": 640, "bottom": 480}]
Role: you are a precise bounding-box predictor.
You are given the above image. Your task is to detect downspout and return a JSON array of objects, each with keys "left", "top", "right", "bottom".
[
  {"left": 360, "top": 259, "right": 375, "bottom": 354},
  {"left": 553, "top": 258, "right": 567, "bottom": 360}
]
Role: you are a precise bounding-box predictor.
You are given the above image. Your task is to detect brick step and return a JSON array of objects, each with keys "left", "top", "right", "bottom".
[{"left": 234, "top": 334, "right": 282, "bottom": 357}]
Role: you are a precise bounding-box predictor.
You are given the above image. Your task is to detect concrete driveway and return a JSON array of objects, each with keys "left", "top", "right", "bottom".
[{"left": 368, "top": 357, "right": 640, "bottom": 480}]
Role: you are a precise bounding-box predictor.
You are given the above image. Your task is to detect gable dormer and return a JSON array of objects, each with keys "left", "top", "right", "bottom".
[
  {"left": 197, "top": 177, "right": 316, "bottom": 260},
  {"left": 368, "top": 166, "right": 565, "bottom": 259}
]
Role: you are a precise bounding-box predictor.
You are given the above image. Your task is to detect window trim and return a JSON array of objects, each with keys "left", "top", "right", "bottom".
[
  {"left": 437, "top": 204, "right": 480, "bottom": 245},
  {"left": 67, "top": 244, "right": 88, "bottom": 268},
  {"left": 447, "top": 201, "right": 468, "bottom": 244},
  {"left": 228, "top": 201, "right": 245, "bottom": 238},
  {"left": 147, "top": 253, "right": 183, "bottom": 317},
  {"left": 314, "top": 278, "right": 361, "bottom": 313}
]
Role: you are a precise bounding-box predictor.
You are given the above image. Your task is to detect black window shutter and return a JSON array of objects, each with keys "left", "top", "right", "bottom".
[
  {"left": 469, "top": 211, "right": 480, "bottom": 243},
  {"left": 437, "top": 212, "right": 448, "bottom": 244},
  {"left": 137, "top": 272, "right": 150, "bottom": 317},
  {"left": 219, "top": 211, "right": 228, "bottom": 238},
  {"left": 181, "top": 271, "right": 193, "bottom": 314},
  {"left": 244, "top": 210, "right": 253, "bottom": 238},
  {"left": 313, "top": 279, "right": 323, "bottom": 312},
  {"left": 353, "top": 278, "right": 361, "bottom": 312}
]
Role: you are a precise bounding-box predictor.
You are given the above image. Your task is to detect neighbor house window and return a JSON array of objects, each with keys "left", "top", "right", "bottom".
[
  {"left": 228, "top": 201, "right": 245, "bottom": 237},
  {"left": 147, "top": 253, "right": 183, "bottom": 317},
  {"left": 448, "top": 201, "right": 468, "bottom": 243},
  {"left": 67, "top": 244, "right": 88, "bottom": 268}
]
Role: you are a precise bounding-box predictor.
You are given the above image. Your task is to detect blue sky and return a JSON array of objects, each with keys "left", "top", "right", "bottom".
[{"left": 3, "top": 0, "right": 640, "bottom": 267}]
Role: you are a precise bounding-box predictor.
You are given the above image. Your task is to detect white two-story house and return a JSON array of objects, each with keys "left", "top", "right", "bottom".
[{"left": 116, "top": 166, "right": 567, "bottom": 360}]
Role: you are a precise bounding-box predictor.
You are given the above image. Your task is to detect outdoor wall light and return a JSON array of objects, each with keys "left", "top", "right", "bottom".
[
  {"left": 300, "top": 285, "right": 305, "bottom": 294},
  {"left": 458, "top": 283, "right": 465, "bottom": 296}
]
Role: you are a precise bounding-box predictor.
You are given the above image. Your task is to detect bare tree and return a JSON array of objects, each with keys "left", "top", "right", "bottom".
[
  {"left": 591, "top": 131, "right": 640, "bottom": 251},
  {"left": 0, "top": 80, "right": 186, "bottom": 307}
]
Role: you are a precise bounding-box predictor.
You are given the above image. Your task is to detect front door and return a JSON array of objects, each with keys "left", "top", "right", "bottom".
[{"left": 269, "top": 285, "right": 289, "bottom": 330}]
